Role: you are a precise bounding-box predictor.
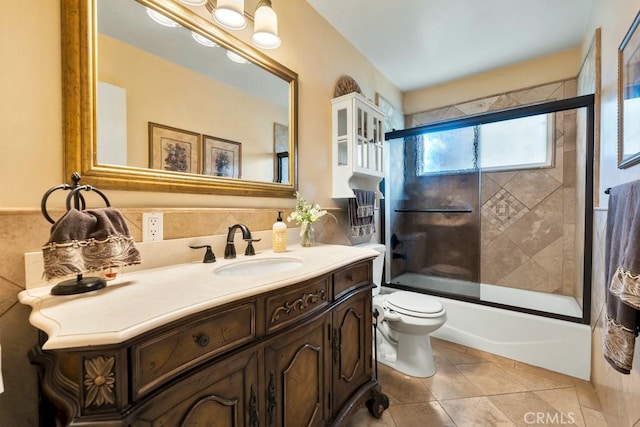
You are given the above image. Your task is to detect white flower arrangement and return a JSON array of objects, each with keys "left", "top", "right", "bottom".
[{"left": 287, "top": 192, "right": 335, "bottom": 236}]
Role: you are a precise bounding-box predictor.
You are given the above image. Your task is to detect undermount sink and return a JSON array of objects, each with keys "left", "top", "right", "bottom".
[{"left": 214, "top": 257, "right": 303, "bottom": 277}]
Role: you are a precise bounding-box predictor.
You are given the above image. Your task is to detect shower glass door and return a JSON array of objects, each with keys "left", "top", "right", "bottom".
[
  {"left": 383, "top": 96, "right": 594, "bottom": 322},
  {"left": 384, "top": 125, "right": 481, "bottom": 299}
]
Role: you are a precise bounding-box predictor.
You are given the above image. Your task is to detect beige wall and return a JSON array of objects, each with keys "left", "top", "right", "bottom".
[{"left": 404, "top": 48, "right": 582, "bottom": 115}]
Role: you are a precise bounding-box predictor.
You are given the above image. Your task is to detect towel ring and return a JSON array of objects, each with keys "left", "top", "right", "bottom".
[
  {"left": 41, "top": 172, "right": 111, "bottom": 224},
  {"left": 65, "top": 186, "right": 111, "bottom": 212},
  {"left": 41, "top": 173, "right": 114, "bottom": 296}
]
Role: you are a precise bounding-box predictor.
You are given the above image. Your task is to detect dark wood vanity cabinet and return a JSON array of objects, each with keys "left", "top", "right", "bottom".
[
  {"left": 264, "top": 313, "right": 332, "bottom": 426},
  {"left": 132, "top": 348, "right": 260, "bottom": 426},
  {"left": 30, "top": 259, "right": 385, "bottom": 426}
]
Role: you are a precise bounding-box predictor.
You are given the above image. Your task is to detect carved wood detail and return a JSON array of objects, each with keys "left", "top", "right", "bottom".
[
  {"left": 339, "top": 308, "right": 362, "bottom": 383},
  {"left": 83, "top": 355, "right": 116, "bottom": 409},
  {"left": 267, "top": 372, "right": 276, "bottom": 426},
  {"left": 29, "top": 346, "right": 81, "bottom": 423},
  {"left": 179, "top": 395, "right": 239, "bottom": 426},
  {"left": 249, "top": 385, "right": 259, "bottom": 427},
  {"left": 270, "top": 289, "right": 327, "bottom": 323},
  {"left": 283, "top": 343, "right": 322, "bottom": 426}
]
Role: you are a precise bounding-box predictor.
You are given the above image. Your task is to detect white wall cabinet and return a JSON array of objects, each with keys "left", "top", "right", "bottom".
[{"left": 331, "top": 93, "right": 385, "bottom": 199}]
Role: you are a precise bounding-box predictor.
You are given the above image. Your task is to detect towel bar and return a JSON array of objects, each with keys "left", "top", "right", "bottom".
[{"left": 395, "top": 208, "right": 473, "bottom": 213}]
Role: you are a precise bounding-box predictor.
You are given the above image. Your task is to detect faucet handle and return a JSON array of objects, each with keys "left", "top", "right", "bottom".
[
  {"left": 244, "top": 238, "right": 261, "bottom": 256},
  {"left": 189, "top": 245, "right": 216, "bottom": 263}
]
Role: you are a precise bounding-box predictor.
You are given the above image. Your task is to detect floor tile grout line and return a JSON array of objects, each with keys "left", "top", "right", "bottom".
[{"left": 365, "top": 343, "right": 609, "bottom": 427}]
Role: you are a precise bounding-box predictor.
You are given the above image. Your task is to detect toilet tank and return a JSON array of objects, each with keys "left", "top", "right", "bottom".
[{"left": 355, "top": 243, "right": 386, "bottom": 295}]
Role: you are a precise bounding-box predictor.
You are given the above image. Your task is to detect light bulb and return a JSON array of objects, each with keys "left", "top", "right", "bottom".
[
  {"left": 178, "top": 0, "right": 208, "bottom": 6},
  {"left": 192, "top": 31, "right": 218, "bottom": 47},
  {"left": 213, "top": 0, "right": 247, "bottom": 30},
  {"left": 146, "top": 8, "right": 180, "bottom": 28},
  {"left": 251, "top": 1, "right": 281, "bottom": 49},
  {"left": 226, "top": 50, "right": 248, "bottom": 64}
]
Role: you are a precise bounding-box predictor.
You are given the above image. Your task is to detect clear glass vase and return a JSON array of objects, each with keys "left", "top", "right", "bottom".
[{"left": 301, "top": 223, "right": 315, "bottom": 247}]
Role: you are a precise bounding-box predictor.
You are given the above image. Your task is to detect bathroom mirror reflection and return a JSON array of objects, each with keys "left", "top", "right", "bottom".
[{"left": 63, "top": 0, "right": 298, "bottom": 197}]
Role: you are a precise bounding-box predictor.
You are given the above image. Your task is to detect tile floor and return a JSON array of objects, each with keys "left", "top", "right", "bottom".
[{"left": 348, "top": 338, "right": 609, "bottom": 427}]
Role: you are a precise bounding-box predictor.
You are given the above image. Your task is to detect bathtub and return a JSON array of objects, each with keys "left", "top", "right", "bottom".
[{"left": 383, "top": 275, "right": 591, "bottom": 380}]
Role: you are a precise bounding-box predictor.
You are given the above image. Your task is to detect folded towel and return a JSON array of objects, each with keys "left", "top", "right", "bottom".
[
  {"left": 348, "top": 189, "right": 375, "bottom": 238},
  {"left": 603, "top": 180, "right": 640, "bottom": 374},
  {"left": 42, "top": 208, "right": 141, "bottom": 280}
]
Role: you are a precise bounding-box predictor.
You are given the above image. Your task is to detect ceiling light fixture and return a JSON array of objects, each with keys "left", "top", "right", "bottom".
[
  {"left": 177, "top": 0, "right": 208, "bottom": 6},
  {"left": 148, "top": 1, "right": 283, "bottom": 51},
  {"left": 146, "top": 7, "right": 181, "bottom": 27},
  {"left": 251, "top": 0, "right": 281, "bottom": 49},
  {"left": 212, "top": 0, "right": 247, "bottom": 30},
  {"left": 204, "top": 0, "right": 281, "bottom": 49},
  {"left": 192, "top": 31, "right": 219, "bottom": 47},
  {"left": 226, "top": 50, "right": 249, "bottom": 64}
]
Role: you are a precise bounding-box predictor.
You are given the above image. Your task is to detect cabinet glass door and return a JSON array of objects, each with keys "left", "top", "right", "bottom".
[
  {"left": 337, "top": 108, "right": 348, "bottom": 165},
  {"left": 374, "top": 116, "right": 383, "bottom": 173},
  {"left": 357, "top": 107, "right": 368, "bottom": 168}
]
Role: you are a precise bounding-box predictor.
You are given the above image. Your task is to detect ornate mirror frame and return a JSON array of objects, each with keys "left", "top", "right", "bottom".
[{"left": 62, "top": 0, "right": 298, "bottom": 197}]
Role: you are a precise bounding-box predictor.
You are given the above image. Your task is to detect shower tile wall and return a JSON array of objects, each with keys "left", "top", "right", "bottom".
[
  {"left": 0, "top": 207, "right": 356, "bottom": 425},
  {"left": 408, "top": 79, "right": 579, "bottom": 297},
  {"left": 393, "top": 172, "right": 481, "bottom": 282}
]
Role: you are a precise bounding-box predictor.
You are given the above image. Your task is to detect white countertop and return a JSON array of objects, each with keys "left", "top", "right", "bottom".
[{"left": 18, "top": 244, "right": 378, "bottom": 350}]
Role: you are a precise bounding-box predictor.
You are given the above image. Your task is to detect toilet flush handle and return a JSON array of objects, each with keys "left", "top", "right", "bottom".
[{"left": 384, "top": 309, "right": 401, "bottom": 322}]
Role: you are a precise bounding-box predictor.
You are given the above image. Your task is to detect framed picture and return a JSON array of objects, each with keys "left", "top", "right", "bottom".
[
  {"left": 618, "top": 11, "right": 640, "bottom": 168},
  {"left": 203, "top": 135, "right": 242, "bottom": 178},
  {"left": 149, "top": 122, "right": 200, "bottom": 173}
]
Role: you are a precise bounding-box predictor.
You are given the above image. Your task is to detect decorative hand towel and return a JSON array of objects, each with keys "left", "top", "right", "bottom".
[
  {"left": 603, "top": 180, "right": 640, "bottom": 374},
  {"left": 42, "top": 208, "right": 141, "bottom": 280},
  {"left": 348, "top": 189, "right": 375, "bottom": 238}
]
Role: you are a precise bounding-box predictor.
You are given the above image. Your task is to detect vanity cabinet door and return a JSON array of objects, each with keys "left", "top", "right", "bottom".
[
  {"left": 131, "top": 348, "right": 260, "bottom": 427},
  {"left": 264, "top": 314, "right": 331, "bottom": 427},
  {"left": 332, "top": 288, "right": 373, "bottom": 414}
]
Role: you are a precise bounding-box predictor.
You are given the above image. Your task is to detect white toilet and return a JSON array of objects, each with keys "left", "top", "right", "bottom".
[{"left": 358, "top": 243, "right": 446, "bottom": 378}]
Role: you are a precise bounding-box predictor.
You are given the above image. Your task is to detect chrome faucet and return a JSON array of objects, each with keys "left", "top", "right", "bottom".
[{"left": 224, "top": 224, "right": 260, "bottom": 259}]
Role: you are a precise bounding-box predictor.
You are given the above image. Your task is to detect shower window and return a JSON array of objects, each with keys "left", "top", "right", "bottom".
[
  {"left": 420, "top": 126, "right": 477, "bottom": 174},
  {"left": 480, "top": 113, "right": 554, "bottom": 171},
  {"left": 420, "top": 114, "right": 554, "bottom": 175}
]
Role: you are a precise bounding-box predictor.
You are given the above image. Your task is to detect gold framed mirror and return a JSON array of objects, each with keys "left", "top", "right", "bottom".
[{"left": 62, "top": 0, "right": 298, "bottom": 197}]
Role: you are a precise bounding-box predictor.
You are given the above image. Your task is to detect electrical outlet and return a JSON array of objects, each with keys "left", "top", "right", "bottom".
[{"left": 142, "top": 212, "right": 163, "bottom": 242}]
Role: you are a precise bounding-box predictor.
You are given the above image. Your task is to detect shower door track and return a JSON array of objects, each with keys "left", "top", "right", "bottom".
[{"left": 394, "top": 208, "right": 473, "bottom": 213}]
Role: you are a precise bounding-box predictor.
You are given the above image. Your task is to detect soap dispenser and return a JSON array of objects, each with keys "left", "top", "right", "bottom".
[{"left": 272, "top": 211, "right": 287, "bottom": 252}]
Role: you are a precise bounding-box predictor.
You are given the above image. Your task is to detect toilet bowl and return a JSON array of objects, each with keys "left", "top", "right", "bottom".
[{"left": 356, "top": 243, "right": 447, "bottom": 378}]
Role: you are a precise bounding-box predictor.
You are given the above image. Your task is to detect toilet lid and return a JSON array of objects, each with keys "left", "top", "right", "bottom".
[{"left": 385, "top": 291, "right": 444, "bottom": 318}]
